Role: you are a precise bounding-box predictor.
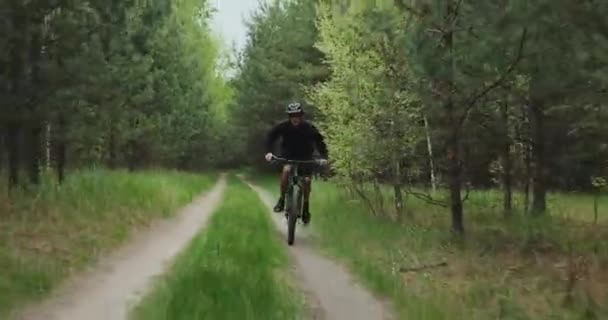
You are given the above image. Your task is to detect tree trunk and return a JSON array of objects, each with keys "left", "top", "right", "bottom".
[
  {"left": 45, "top": 122, "right": 51, "bottom": 170},
  {"left": 27, "top": 123, "right": 42, "bottom": 185},
  {"left": 27, "top": 26, "right": 43, "bottom": 185},
  {"left": 500, "top": 98, "right": 513, "bottom": 216},
  {"left": 372, "top": 178, "right": 385, "bottom": 214},
  {"left": 7, "top": 4, "right": 25, "bottom": 189},
  {"left": 393, "top": 161, "right": 404, "bottom": 219},
  {"left": 424, "top": 115, "right": 437, "bottom": 193},
  {"left": 523, "top": 138, "right": 531, "bottom": 213},
  {"left": 108, "top": 126, "right": 118, "bottom": 169},
  {"left": 178, "top": 154, "right": 189, "bottom": 171},
  {"left": 593, "top": 191, "right": 599, "bottom": 225},
  {"left": 520, "top": 103, "right": 531, "bottom": 213},
  {"left": 127, "top": 139, "right": 138, "bottom": 171},
  {"left": 447, "top": 125, "right": 464, "bottom": 234},
  {"left": 529, "top": 100, "right": 547, "bottom": 215},
  {"left": 393, "top": 184, "right": 404, "bottom": 218},
  {"left": 445, "top": 0, "right": 464, "bottom": 234},
  {"left": 6, "top": 122, "right": 20, "bottom": 188},
  {"left": 0, "top": 125, "right": 5, "bottom": 175},
  {"left": 54, "top": 117, "right": 67, "bottom": 184}
]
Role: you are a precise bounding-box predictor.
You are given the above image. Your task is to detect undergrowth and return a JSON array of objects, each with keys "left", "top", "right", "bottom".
[{"left": 254, "top": 174, "right": 608, "bottom": 319}]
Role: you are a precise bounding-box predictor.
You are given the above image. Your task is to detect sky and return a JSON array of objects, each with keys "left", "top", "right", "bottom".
[{"left": 210, "top": 0, "right": 263, "bottom": 52}]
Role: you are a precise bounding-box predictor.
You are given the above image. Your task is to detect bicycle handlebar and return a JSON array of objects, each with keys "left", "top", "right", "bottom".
[{"left": 270, "top": 155, "right": 326, "bottom": 165}]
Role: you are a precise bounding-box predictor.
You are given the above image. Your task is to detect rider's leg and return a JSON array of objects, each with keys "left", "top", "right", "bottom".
[
  {"left": 280, "top": 165, "right": 290, "bottom": 196},
  {"left": 302, "top": 177, "right": 311, "bottom": 201},
  {"left": 302, "top": 177, "right": 312, "bottom": 224},
  {"left": 274, "top": 165, "right": 290, "bottom": 212}
]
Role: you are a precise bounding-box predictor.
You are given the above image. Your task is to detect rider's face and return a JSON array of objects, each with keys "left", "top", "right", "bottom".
[{"left": 289, "top": 114, "right": 303, "bottom": 126}]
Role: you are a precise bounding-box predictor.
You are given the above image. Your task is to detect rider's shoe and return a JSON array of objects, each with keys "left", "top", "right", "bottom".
[
  {"left": 302, "top": 201, "right": 311, "bottom": 225},
  {"left": 274, "top": 197, "right": 285, "bottom": 213}
]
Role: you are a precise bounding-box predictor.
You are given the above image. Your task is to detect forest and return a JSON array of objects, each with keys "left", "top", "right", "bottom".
[
  {"left": 3, "top": 0, "right": 608, "bottom": 226},
  {"left": 1, "top": 0, "right": 234, "bottom": 180},
  {"left": 230, "top": 0, "right": 608, "bottom": 231},
  {"left": 1, "top": 0, "right": 607, "bottom": 319}
]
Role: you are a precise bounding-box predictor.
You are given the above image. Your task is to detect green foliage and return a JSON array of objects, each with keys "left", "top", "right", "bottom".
[
  {"left": 228, "top": 0, "right": 329, "bottom": 167},
  {"left": 0, "top": 0, "right": 232, "bottom": 179},
  {"left": 254, "top": 176, "right": 608, "bottom": 319},
  {"left": 311, "top": 3, "right": 423, "bottom": 185},
  {"left": 232, "top": 0, "right": 608, "bottom": 225}
]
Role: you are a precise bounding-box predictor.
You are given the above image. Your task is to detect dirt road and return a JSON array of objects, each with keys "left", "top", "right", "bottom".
[
  {"left": 13, "top": 175, "right": 227, "bottom": 320},
  {"left": 13, "top": 175, "right": 392, "bottom": 320},
  {"left": 244, "top": 179, "right": 393, "bottom": 320}
]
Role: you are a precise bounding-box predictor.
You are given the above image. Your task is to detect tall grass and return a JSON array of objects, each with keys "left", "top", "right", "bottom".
[
  {"left": 0, "top": 169, "right": 215, "bottom": 317},
  {"left": 131, "top": 177, "right": 305, "bottom": 320},
  {"left": 254, "top": 175, "right": 608, "bottom": 319},
  {"left": 438, "top": 188, "right": 608, "bottom": 223}
]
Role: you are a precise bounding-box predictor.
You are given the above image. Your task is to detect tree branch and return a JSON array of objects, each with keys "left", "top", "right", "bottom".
[
  {"left": 426, "top": 28, "right": 444, "bottom": 34},
  {"left": 460, "top": 182, "right": 471, "bottom": 203},
  {"left": 451, "top": 0, "right": 464, "bottom": 24},
  {"left": 405, "top": 188, "right": 449, "bottom": 207},
  {"left": 458, "top": 27, "right": 528, "bottom": 126},
  {"left": 349, "top": 182, "right": 381, "bottom": 216},
  {"left": 400, "top": 261, "right": 448, "bottom": 272},
  {"left": 395, "top": 2, "right": 425, "bottom": 18}
]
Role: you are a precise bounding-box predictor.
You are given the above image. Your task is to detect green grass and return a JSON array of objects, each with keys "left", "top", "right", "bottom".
[
  {"left": 0, "top": 169, "right": 215, "bottom": 318},
  {"left": 253, "top": 174, "right": 608, "bottom": 319},
  {"left": 436, "top": 188, "right": 608, "bottom": 223},
  {"left": 131, "top": 177, "right": 305, "bottom": 320}
]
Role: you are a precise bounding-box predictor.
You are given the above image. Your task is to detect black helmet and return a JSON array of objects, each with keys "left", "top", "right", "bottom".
[{"left": 286, "top": 102, "right": 304, "bottom": 115}]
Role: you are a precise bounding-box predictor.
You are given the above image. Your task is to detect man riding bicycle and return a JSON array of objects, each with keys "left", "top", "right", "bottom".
[{"left": 264, "top": 102, "right": 328, "bottom": 224}]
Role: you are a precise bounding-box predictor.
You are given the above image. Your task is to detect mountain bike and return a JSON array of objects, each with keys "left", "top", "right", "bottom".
[{"left": 270, "top": 156, "right": 326, "bottom": 245}]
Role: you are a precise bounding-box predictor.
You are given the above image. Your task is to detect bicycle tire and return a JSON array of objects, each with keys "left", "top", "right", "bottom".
[{"left": 287, "top": 185, "right": 302, "bottom": 245}]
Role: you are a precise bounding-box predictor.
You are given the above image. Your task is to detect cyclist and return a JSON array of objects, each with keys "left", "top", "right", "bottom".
[{"left": 264, "top": 102, "right": 328, "bottom": 224}]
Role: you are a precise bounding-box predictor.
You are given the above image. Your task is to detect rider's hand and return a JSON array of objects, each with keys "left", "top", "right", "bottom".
[
  {"left": 265, "top": 153, "right": 274, "bottom": 162},
  {"left": 317, "top": 158, "right": 328, "bottom": 166}
]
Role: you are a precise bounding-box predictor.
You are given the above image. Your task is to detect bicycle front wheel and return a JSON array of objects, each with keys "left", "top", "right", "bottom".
[{"left": 287, "top": 185, "right": 302, "bottom": 245}]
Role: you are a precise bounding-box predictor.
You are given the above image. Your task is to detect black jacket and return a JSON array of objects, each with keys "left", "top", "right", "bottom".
[{"left": 265, "top": 120, "right": 328, "bottom": 160}]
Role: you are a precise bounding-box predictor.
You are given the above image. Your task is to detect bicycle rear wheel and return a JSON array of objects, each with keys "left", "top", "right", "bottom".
[{"left": 287, "top": 185, "right": 302, "bottom": 245}]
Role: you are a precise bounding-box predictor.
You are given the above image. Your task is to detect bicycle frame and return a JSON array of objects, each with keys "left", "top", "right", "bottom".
[
  {"left": 272, "top": 157, "right": 319, "bottom": 190},
  {"left": 286, "top": 164, "right": 302, "bottom": 201},
  {"left": 271, "top": 156, "right": 321, "bottom": 245},
  {"left": 285, "top": 163, "right": 305, "bottom": 219}
]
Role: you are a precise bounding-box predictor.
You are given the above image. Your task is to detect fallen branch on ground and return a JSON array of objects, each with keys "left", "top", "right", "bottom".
[
  {"left": 405, "top": 189, "right": 449, "bottom": 207},
  {"left": 400, "top": 261, "right": 448, "bottom": 273}
]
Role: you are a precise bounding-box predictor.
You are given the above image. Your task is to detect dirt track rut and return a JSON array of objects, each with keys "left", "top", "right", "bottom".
[
  {"left": 244, "top": 178, "right": 393, "bottom": 320},
  {"left": 13, "top": 175, "right": 226, "bottom": 320}
]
